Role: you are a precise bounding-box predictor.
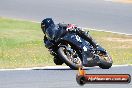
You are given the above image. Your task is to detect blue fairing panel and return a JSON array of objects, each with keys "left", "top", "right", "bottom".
[{"left": 62, "top": 33, "right": 92, "bottom": 50}]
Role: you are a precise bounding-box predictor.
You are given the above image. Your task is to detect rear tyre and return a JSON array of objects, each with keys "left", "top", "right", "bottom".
[{"left": 58, "top": 47, "right": 82, "bottom": 70}]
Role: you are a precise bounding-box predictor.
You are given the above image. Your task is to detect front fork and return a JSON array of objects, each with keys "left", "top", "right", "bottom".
[{"left": 81, "top": 46, "right": 100, "bottom": 67}]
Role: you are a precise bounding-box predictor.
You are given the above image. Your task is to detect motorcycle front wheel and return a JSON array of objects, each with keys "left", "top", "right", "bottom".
[
  {"left": 98, "top": 52, "right": 113, "bottom": 69},
  {"left": 58, "top": 46, "right": 82, "bottom": 70}
]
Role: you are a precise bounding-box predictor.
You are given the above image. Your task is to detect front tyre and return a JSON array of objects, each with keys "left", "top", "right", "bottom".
[
  {"left": 58, "top": 47, "right": 82, "bottom": 70},
  {"left": 98, "top": 52, "right": 113, "bottom": 69}
]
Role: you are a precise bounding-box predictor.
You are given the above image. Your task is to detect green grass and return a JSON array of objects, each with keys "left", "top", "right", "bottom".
[
  {"left": 0, "top": 17, "right": 53, "bottom": 68},
  {"left": 0, "top": 17, "right": 132, "bottom": 68}
]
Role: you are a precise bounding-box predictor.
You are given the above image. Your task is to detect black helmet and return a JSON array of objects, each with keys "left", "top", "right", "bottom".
[{"left": 41, "top": 18, "right": 55, "bottom": 33}]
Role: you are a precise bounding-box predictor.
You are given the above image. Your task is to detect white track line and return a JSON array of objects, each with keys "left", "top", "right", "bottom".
[
  {"left": 0, "top": 65, "right": 131, "bottom": 71},
  {"left": 3, "top": 17, "right": 131, "bottom": 35},
  {"left": 83, "top": 27, "right": 132, "bottom": 36},
  {"left": 28, "top": 20, "right": 132, "bottom": 35},
  {"left": 33, "top": 21, "right": 132, "bottom": 35},
  {"left": 3, "top": 17, "right": 132, "bottom": 35},
  {"left": 31, "top": 20, "right": 132, "bottom": 35}
]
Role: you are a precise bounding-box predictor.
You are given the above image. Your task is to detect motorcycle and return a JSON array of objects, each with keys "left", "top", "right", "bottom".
[{"left": 45, "top": 25, "right": 113, "bottom": 70}]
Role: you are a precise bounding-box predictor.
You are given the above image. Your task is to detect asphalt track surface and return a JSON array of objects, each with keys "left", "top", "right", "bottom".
[
  {"left": 0, "top": 0, "right": 132, "bottom": 88},
  {"left": 0, "top": 0, "right": 132, "bottom": 34},
  {"left": 0, "top": 66, "right": 132, "bottom": 88}
]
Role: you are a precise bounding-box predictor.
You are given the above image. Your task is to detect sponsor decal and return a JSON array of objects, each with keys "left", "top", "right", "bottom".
[{"left": 76, "top": 68, "right": 131, "bottom": 85}]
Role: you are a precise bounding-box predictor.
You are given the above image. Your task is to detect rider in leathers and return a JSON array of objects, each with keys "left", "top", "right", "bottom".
[{"left": 41, "top": 18, "right": 99, "bottom": 66}]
